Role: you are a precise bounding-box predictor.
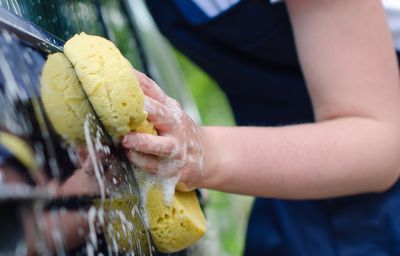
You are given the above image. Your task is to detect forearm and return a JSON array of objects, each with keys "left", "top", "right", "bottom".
[
  {"left": 126, "top": 0, "right": 400, "bottom": 197},
  {"left": 200, "top": 118, "right": 400, "bottom": 199}
]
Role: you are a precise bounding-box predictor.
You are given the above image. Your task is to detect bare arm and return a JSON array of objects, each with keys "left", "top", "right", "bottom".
[
  {"left": 199, "top": 0, "right": 400, "bottom": 198},
  {"left": 124, "top": 0, "right": 400, "bottom": 199}
]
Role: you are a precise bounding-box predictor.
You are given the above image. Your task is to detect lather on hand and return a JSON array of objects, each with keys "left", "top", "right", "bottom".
[{"left": 122, "top": 70, "right": 204, "bottom": 192}]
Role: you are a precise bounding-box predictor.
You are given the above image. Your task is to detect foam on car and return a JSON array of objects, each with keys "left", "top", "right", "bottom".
[{"left": 40, "top": 33, "right": 206, "bottom": 253}]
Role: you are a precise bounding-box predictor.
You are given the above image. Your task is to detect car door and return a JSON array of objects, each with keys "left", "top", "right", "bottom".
[{"left": 0, "top": 0, "right": 200, "bottom": 255}]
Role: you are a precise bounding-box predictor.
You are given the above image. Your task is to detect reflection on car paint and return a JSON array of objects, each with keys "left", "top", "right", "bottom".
[
  {"left": 0, "top": 28, "right": 153, "bottom": 254},
  {"left": 0, "top": 0, "right": 204, "bottom": 254}
]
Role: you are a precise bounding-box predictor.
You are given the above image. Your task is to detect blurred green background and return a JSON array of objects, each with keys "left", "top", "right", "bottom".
[{"left": 175, "top": 52, "right": 254, "bottom": 256}]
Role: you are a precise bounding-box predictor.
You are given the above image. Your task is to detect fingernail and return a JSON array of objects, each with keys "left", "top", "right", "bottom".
[{"left": 124, "top": 134, "right": 138, "bottom": 147}]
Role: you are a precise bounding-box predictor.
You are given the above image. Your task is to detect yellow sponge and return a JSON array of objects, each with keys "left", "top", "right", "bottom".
[
  {"left": 40, "top": 52, "right": 90, "bottom": 144},
  {"left": 40, "top": 33, "right": 206, "bottom": 253},
  {"left": 63, "top": 33, "right": 150, "bottom": 138},
  {"left": 0, "top": 132, "right": 37, "bottom": 172},
  {"left": 147, "top": 187, "right": 207, "bottom": 253}
]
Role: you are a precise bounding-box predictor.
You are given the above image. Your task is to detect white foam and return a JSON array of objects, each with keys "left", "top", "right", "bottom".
[
  {"left": 133, "top": 168, "right": 180, "bottom": 227},
  {"left": 97, "top": 208, "right": 105, "bottom": 226},
  {"left": 87, "top": 206, "right": 98, "bottom": 250},
  {"left": 85, "top": 243, "right": 94, "bottom": 256},
  {"left": 112, "top": 177, "right": 118, "bottom": 185},
  {"left": 49, "top": 212, "right": 65, "bottom": 256},
  {"left": 166, "top": 99, "right": 183, "bottom": 125},
  {"left": 84, "top": 116, "right": 105, "bottom": 200}
]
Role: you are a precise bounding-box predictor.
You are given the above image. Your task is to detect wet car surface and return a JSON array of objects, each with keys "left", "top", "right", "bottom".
[{"left": 0, "top": 0, "right": 200, "bottom": 255}]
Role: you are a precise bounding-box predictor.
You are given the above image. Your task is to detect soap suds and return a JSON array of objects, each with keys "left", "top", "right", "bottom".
[
  {"left": 84, "top": 116, "right": 105, "bottom": 200},
  {"left": 133, "top": 168, "right": 180, "bottom": 227},
  {"left": 87, "top": 206, "right": 98, "bottom": 250}
]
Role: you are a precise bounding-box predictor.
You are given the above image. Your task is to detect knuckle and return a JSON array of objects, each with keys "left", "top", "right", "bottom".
[
  {"left": 157, "top": 104, "right": 166, "bottom": 117},
  {"left": 138, "top": 73, "right": 153, "bottom": 88},
  {"left": 167, "top": 142, "right": 176, "bottom": 153},
  {"left": 176, "top": 148, "right": 186, "bottom": 160},
  {"left": 135, "top": 71, "right": 145, "bottom": 81},
  {"left": 144, "top": 76, "right": 154, "bottom": 87},
  {"left": 170, "top": 99, "right": 181, "bottom": 109},
  {"left": 144, "top": 75, "right": 158, "bottom": 88},
  {"left": 143, "top": 97, "right": 153, "bottom": 113},
  {"left": 166, "top": 143, "right": 178, "bottom": 158}
]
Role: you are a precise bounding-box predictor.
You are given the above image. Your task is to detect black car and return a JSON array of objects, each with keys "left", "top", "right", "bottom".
[{"left": 0, "top": 0, "right": 201, "bottom": 255}]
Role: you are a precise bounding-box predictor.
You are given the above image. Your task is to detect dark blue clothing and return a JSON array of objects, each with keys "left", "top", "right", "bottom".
[{"left": 145, "top": 0, "right": 400, "bottom": 255}]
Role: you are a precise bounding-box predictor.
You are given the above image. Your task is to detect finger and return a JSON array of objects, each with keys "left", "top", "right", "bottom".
[
  {"left": 122, "top": 132, "right": 178, "bottom": 158},
  {"left": 134, "top": 70, "right": 167, "bottom": 103},
  {"left": 144, "top": 96, "right": 175, "bottom": 131},
  {"left": 75, "top": 147, "right": 88, "bottom": 167},
  {"left": 81, "top": 151, "right": 105, "bottom": 176},
  {"left": 125, "top": 150, "right": 158, "bottom": 174},
  {"left": 82, "top": 157, "right": 94, "bottom": 176}
]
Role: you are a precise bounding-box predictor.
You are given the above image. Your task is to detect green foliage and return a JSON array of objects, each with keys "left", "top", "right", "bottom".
[
  {"left": 175, "top": 52, "right": 235, "bottom": 126},
  {"left": 175, "top": 52, "right": 253, "bottom": 256}
]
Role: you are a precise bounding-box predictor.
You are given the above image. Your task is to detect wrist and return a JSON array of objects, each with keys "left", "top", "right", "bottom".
[{"left": 196, "top": 127, "right": 220, "bottom": 189}]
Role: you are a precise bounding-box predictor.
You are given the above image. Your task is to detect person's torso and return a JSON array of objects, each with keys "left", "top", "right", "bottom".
[{"left": 146, "top": 1, "right": 400, "bottom": 254}]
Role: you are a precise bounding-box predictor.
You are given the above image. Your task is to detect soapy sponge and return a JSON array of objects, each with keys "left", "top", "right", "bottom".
[
  {"left": 40, "top": 52, "right": 90, "bottom": 144},
  {"left": 63, "top": 33, "right": 150, "bottom": 138},
  {"left": 40, "top": 33, "right": 206, "bottom": 253},
  {"left": 147, "top": 186, "right": 206, "bottom": 252}
]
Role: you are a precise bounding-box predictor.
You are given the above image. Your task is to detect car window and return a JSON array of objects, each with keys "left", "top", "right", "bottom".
[
  {"left": 0, "top": 0, "right": 104, "bottom": 40},
  {"left": 0, "top": 0, "right": 143, "bottom": 71},
  {"left": 99, "top": 0, "right": 145, "bottom": 71}
]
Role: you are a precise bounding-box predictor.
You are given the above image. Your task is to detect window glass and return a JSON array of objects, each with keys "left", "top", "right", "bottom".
[
  {"left": 0, "top": 0, "right": 144, "bottom": 70},
  {"left": 100, "top": 0, "right": 144, "bottom": 71},
  {"left": 0, "top": 0, "right": 104, "bottom": 40}
]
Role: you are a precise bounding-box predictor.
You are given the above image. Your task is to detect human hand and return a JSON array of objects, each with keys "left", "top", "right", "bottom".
[{"left": 121, "top": 70, "right": 205, "bottom": 191}]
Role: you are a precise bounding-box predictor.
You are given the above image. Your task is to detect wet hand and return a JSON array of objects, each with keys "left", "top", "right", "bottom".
[{"left": 122, "top": 70, "right": 205, "bottom": 191}]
